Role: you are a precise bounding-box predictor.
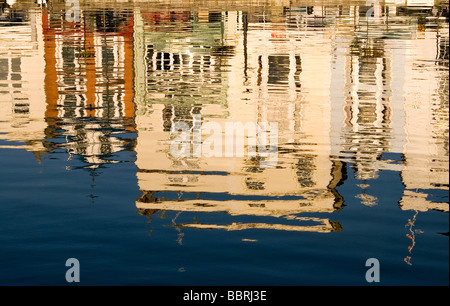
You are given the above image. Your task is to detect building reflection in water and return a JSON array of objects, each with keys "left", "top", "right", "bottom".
[
  {"left": 133, "top": 6, "right": 346, "bottom": 234},
  {"left": 0, "top": 1, "right": 448, "bottom": 240},
  {"left": 0, "top": 2, "right": 138, "bottom": 202},
  {"left": 41, "top": 7, "right": 136, "bottom": 167},
  {"left": 0, "top": 2, "right": 47, "bottom": 158}
]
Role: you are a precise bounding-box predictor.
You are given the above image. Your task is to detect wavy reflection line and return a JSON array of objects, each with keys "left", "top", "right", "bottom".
[{"left": 172, "top": 219, "right": 342, "bottom": 233}]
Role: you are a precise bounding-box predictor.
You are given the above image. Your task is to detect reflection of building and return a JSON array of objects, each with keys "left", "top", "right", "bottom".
[
  {"left": 42, "top": 8, "right": 136, "bottom": 166},
  {"left": 133, "top": 9, "right": 236, "bottom": 110},
  {"left": 399, "top": 24, "right": 449, "bottom": 213},
  {"left": 133, "top": 7, "right": 345, "bottom": 233},
  {"left": 1, "top": 1, "right": 446, "bottom": 231},
  {"left": 0, "top": 9, "right": 48, "bottom": 159},
  {"left": 0, "top": 4, "right": 138, "bottom": 166},
  {"left": 324, "top": 5, "right": 401, "bottom": 208},
  {"left": 327, "top": 3, "right": 448, "bottom": 210},
  {"left": 329, "top": 4, "right": 402, "bottom": 184}
]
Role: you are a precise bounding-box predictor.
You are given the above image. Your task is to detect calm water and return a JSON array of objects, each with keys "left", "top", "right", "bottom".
[{"left": 0, "top": 0, "right": 448, "bottom": 286}]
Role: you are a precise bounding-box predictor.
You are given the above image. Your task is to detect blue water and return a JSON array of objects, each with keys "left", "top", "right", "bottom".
[{"left": 0, "top": 146, "right": 447, "bottom": 285}]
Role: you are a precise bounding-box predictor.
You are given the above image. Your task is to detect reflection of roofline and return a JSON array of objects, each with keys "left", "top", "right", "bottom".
[
  {"left": 173, "top": 220, "right": 342, "bottom": 233},
  {"left": 136, "top": 197, "right": 337, "bottom": 217}
]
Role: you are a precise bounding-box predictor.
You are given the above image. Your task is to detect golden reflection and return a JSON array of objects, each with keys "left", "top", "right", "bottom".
[
  {"left": 40, "top": 6, "right": 137, "bottom": 166},
  {"left": 0, "top": 7, "right": 47, "bottom": 159},
  {"left": 133, "top": 3, "right": 350, "bottom": 234},
  {"left": 404, "top": 210, "right": 420, "bottom": 266},
  {"left": 0, "top": 0, "right": 448, "bottom": 238},
  {"left": 175, "top": 219, "right": 342, "bottom": 233}
]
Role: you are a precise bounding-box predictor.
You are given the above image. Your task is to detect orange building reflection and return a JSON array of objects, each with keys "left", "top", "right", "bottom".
[{"left": 41, "top": 7, "right": 136, "bottom": 165}]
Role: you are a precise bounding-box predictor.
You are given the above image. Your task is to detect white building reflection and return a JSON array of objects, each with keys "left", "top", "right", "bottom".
[
  {"left": 0, "top": 8, "right": 48, "bottom": 159},
  {"left": 0, "top": 0, "right": 447, "bottom": 222}
]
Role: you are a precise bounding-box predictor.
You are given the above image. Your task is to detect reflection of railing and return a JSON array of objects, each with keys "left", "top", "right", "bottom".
[
  {"left": 143, "top": 48, "right": 229, "bottom": 106},
  {"left": 404, "top": 210, "right": 419, "bottom": 265},
  {"left": 136, "top": 192, "right": 341, "bottom": 216},
  {"left": 135, "top": 175, "right": 344, "bottom": 234}
]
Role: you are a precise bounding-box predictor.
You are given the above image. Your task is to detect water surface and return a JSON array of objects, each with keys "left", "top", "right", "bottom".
[{"left": 0, "top": 0, "right": 448, "bottom": 286}]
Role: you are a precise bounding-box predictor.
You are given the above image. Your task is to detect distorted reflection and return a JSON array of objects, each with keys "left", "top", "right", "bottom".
[
  {"left": 0, "top": 1, "right": 448, "bottom": 243},
  {"left": 133, "top": 5, "right": 346, "bottom": 234},
  {"left": 41, "top": 8, "right": 136, "bottom": 167}
]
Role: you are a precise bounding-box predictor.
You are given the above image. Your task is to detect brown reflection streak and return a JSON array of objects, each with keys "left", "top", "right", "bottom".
[
  {"left": 43, "top": 10, "right": 59, "bottom": 126},
  {"left": 84, "top": 29, "right": 96, "bottom": 117},
  {"left": 123, "top": 16, "right": 135, "bottom": 128}
]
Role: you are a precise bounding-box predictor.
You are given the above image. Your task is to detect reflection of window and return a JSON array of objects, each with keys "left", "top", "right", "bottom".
[
  {"left": 63, "top": 94, "right": 77, "bottom": 118},
  {"left": 208, "top": 12, "right": 222, "bottom": 23},
  {"left": 94, "top": 10, "right": 130, "bottom": 33},
  {"left": 246, "top": 178, "right": 265, "bottom": 190},
  {"left": 358, "top": 57, "right": 378, "bottom": 85},
  {"left": 296, "top": 155, "right": 316, "bottom": 187},
  {"left": 257, "top": 55, "right": 302, "bottom": 88},
  {"left": 13, "top": 100, "right": 29, "bottom": 114},
  {"left": 162, "top": 105, "right": 202, "bottom": 132},
  {"left": 0, "top": 59, "right": 7, "bottom": 81},
  {"left": 438, "top": 36, "right": 449, "bottom": 61},
  {"left": 268, "top": 55, "right": 290, "bottom": 85},
  {"left": 0, "top": 58, "right": 23, "bottom": 94},
  {"left": 102, "top": 45, "right": 115, "bottom": 67}
]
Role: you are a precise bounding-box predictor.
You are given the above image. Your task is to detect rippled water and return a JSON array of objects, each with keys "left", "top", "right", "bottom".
[{"left": 0, "top": 0, "right": 448, "bottom": 286}]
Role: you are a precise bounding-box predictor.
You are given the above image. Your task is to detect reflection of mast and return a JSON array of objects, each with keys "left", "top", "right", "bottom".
[
  {"left": 83, "top": 12, "right": 97, "bottom": 117},
  {"left": 243, "top": 11, "right": 248, "bottom": 83},
  {"left": 404, "top": 210, "right": 422, "bottom": 266},
  {"left": 42, "top": 7, "right": 136, "bottom": 167},
  {"left": 171, "top": 211, "right": 184, "bottom": 245},
  {"left": 88, "top": 167, "right": 98, "bottom": 204},
  {"left": 399, "top": 190, "right": 447, "bottom": 265}
]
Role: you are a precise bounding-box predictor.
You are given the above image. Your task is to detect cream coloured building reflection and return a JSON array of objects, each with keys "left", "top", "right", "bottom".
[
  {"left": 326, "top": 2, "right": 448, "bottom": 211},
  {"left": 398, "top": 22, "right": 449, "bottom": 213},
  {"left": 133, "top": 7, "right": 345, "bottom": 233},
  {"left": 0, "top": 0, "right": 447, "bottom": 226},
  {"left": 0, "top": 9, "right": 48, "bottom": 159}
]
